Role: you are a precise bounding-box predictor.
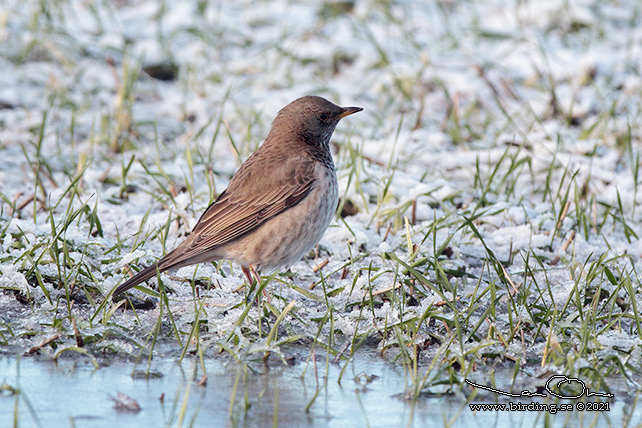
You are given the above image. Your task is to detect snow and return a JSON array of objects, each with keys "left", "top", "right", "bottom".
[{"left": 0, "top": 0, "right": 640, "bottom": 375}]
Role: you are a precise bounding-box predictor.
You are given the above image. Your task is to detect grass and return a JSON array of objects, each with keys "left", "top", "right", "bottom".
[{"left": 1, "top": 0, "right": 642, "bottom": 426}]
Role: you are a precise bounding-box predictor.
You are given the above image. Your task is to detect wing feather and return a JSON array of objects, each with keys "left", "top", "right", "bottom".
[{"left": 167, "top": 154, "right": 317, "bottom": 262}]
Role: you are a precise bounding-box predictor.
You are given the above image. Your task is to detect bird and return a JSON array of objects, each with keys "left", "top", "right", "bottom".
[{"left": 112, "top": 95, "right": 362, "bottom": 298}]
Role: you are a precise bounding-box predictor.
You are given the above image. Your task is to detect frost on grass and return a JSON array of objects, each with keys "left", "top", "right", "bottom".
[{"left": 0, "top": 0, "right": 641, "bottom": 394}]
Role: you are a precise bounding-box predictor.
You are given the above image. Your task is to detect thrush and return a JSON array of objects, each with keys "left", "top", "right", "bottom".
[{"left": 112, "top": 96, "right": 362, "bottom": 297}]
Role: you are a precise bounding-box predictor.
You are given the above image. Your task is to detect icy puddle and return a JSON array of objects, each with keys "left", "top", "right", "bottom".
[
  {"left": 0, "top": 348, "right": 447, "bottom": 427},
  {"left": 0, "top": 348, "right": 637, "bottom": 427}
]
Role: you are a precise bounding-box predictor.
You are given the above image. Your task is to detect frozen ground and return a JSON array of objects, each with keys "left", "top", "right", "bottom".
[{"left": 0, "top": 0, "right": 641, "bottom": 425}]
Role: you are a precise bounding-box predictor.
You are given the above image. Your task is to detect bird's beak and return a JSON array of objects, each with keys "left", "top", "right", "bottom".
[{"left": 337, "top": 106, "right": 363, "bottom": 120}]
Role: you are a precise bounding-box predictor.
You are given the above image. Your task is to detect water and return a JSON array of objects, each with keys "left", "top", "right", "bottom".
[
  {"left": 0, "top": 348, "right": 451, "bottom": 427},
  {"left": 0, "top": 348, "right": 637, "bottom": 427}
]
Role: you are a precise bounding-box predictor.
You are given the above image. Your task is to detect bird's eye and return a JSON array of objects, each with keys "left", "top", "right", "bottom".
[{"left": 317, "top": 112, "right": 329, "bottom": 121}]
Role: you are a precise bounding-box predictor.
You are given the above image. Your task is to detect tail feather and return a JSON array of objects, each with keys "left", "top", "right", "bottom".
[
  {"left": 111, "top": 235, "right": 197, "bottom": 298},
  {"left": 112, "top": 262, "right": 165, "bottom": 297},
  {"left": 112, "top": 235, "right": 222, "bottom": 298}
]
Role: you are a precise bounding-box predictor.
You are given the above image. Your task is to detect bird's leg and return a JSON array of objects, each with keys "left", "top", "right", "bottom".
[
  {"left": 241, "top": 265, "right": 264, "bottom": 287},
  {"left": 241, "top": 266, "right": 264, "bottom": 288},
  {"left": 251, "top": 266, "right": 271, "bottom": 299},
  {"left": 242, "top": 266, "right": 259, "bottom": 304},
  {"left": 242, "top": 265, "right": 271, "bottom": 304},
  {"left": 242, "top": 266, "right": 255, "bottom": 286},
  {"left": 250, "top": 266, "right": 262, "bottom": 286},
  {"left": 251, "top": 266, "right": 272, "bottom": 302}
]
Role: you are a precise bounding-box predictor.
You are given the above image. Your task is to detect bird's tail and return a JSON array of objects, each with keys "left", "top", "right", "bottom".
[
  {"left": 111, "top": 262, "right": 165, "bottom": 297},
  {"left": 111, "top": 235, "right": 218, "bottom": 298},
  {"left": 111, "top": 231, "right": 224, "bottom": 299}
]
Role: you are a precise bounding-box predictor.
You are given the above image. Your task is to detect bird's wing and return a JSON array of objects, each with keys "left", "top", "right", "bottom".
[{"left": 169, "top": 154, "right": 318, "bottom": 262}]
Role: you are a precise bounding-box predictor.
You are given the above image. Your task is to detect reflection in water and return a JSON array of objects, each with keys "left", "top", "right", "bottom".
[{"left": 0, "top": 348, "right": 634, "bottom": 427}]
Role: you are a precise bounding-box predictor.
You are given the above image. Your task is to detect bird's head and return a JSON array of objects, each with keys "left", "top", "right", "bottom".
[{"left": 269, "top": 95, "right": 362, "bottom": 150}]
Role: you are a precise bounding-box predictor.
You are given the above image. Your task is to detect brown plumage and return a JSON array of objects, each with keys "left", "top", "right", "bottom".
[{"left": 112, "top": 96, "right": 362, "bottom": 297}]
